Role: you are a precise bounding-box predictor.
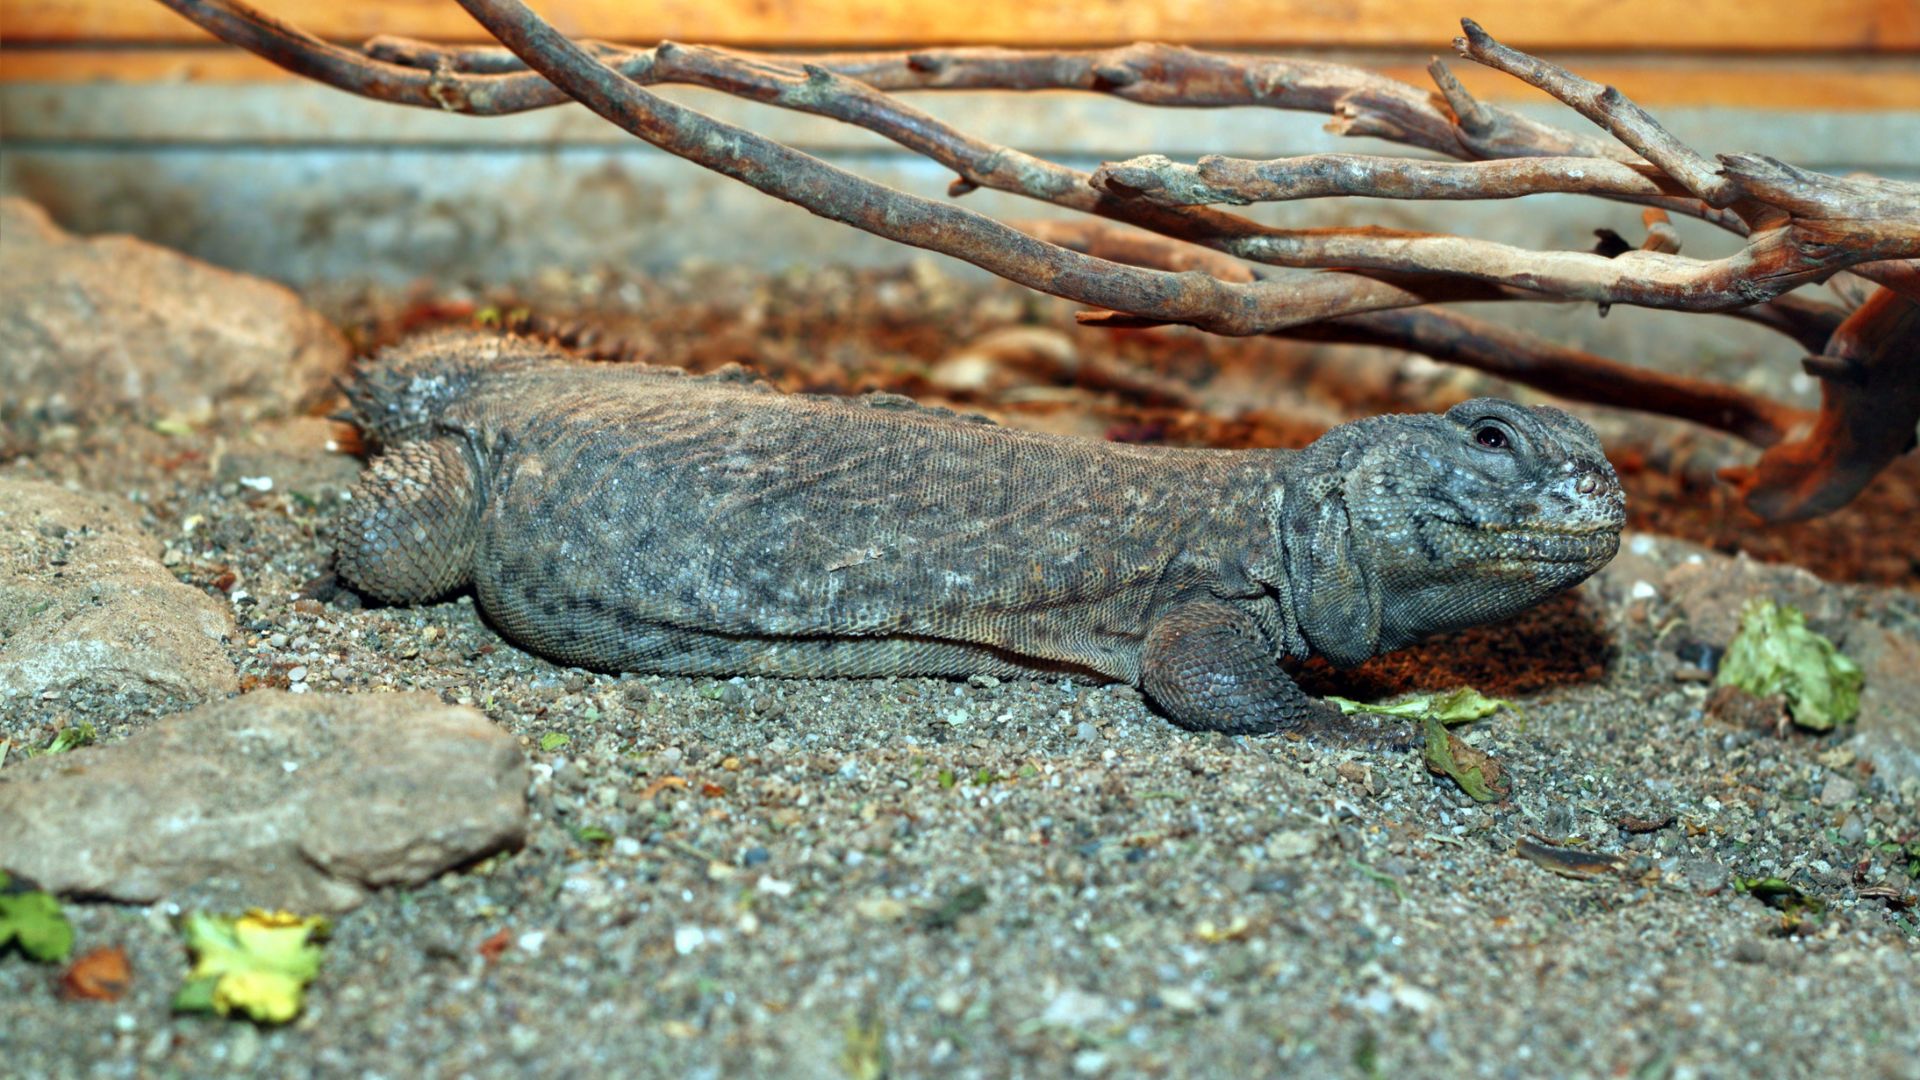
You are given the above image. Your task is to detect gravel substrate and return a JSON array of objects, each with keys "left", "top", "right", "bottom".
[{"left": 3, "top": 268, "right": 1916, "bottom": 1079}]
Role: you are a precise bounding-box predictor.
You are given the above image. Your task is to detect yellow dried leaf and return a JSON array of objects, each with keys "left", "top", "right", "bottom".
[{"left": 173, "top": 909, "right": 329, "bottom": 1024}]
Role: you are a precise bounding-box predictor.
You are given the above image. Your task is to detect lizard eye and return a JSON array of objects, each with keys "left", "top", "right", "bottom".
[{"left": 1474, "top": 425, "right": 1510, "bottom": 450}]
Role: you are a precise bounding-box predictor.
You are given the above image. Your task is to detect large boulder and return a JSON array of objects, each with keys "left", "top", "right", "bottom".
[
  {"left": 0, "top": 691, "right": 529, "bottom": 914},
  {"left": 0, "top": 198, "right": 347, "bottom": 432},
  {"left": 0, "top": 477, "right": 236, "bottom": 709}
]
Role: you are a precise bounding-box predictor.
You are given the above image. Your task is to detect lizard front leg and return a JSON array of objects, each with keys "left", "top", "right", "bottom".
[
  {"left": 334, "top": 436, "right": 481, "bottom": 605},
  {"left": 1140, "top": 600, "right": 1410, "bottom": 746}
]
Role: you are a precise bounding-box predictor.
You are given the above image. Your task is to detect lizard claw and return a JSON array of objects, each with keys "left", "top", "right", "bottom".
[{"left": 1303, "top": 699, "right": 1419, "bottom": 751}]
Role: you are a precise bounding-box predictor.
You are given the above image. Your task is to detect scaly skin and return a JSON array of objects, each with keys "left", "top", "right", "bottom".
[{"left": 334, "top": 329, "right": 1624, "bottom": 743}]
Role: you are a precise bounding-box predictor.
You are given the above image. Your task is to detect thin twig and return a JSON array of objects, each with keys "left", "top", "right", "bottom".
[
  {"left": 1638, "top": 208, "right": 1681, "bottom": 254},
  {"left": 371, "top": 31, "right": 1743, "bottom": 232},
  {"left": 1423, "top": 56, "right": 1747, "bottom": 234},
  {"left": 367, "top": 34, "right": 1602, "bottom": 160},
  {"left": 1285, "top": 310, "right": 1807, "bottom": 448}
]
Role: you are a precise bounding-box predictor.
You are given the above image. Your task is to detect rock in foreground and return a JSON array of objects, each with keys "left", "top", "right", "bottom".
[{"left": 0, "top": 691, "right": 528, "bottom": 914}]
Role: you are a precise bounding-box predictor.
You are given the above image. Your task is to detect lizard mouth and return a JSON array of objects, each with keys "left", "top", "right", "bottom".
[
  {"left": 1494, "top": 526, "right": 1622, "bottom": 565},
  {"left": 1432, "top": 517, "right": 1621, "bottom": 566}
]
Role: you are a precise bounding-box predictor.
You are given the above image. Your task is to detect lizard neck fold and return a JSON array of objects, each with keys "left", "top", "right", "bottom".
[{"left": 1264, "top": 428, "right": 1387, "bottom": 669}]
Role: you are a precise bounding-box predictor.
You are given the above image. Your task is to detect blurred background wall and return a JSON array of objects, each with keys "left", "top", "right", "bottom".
[{"left": 2, "top": 1, "right": 1916, "bottom": 365}]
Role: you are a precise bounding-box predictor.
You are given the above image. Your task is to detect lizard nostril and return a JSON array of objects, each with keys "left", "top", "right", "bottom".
[{"left": 1576, "top": 473, "right": 1599, "bottom": 495}]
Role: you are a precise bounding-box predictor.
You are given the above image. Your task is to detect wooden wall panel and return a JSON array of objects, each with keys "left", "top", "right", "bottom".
[
  {"left": 5, "top": 0, "right": 1919, "bottom": 51},
  {"left": 5, "top": 48, "right": 1917, "bottom": 110}
]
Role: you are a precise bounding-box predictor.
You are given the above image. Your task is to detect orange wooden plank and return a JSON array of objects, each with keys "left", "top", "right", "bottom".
[
  {"left": 1374, "top": 59, "right": 1920, "bottom": 111},
  {"left": 3, "top": 0, "right": 1918, "bottom": 51},
  {"left": 4, "top": 47, "right": 1916, "bottom": 110}
]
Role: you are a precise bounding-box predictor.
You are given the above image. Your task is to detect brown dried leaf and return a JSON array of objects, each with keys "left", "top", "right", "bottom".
[
  {"left": 62, "top": 946, "right": 132, "bottom": 1001},
  {"left": 1516, "top": 836, "right": 1627, "bottom": 880}
]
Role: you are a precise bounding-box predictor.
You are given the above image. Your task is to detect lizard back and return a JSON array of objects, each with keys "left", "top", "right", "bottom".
[{"left": 437, "top": 357, "right": 1290, "bottom": 681}]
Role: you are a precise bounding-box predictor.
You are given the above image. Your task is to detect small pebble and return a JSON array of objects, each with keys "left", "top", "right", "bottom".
[
  {"left": 1818, "top": 776, "right": 1860, "bottom": 807},
  {"left": 1685, "top": 856, "right": 1730, "bottom": 893},
  {"left": 1072, "top": 1050, "right": 1110, "bottom": 1076},
  {"left": 1157, "top": 987, "right": 1201, "bottom": 1013}
]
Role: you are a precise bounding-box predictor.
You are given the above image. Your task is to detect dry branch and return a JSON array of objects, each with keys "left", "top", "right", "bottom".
[
  {"left": 147, "top": 0, "right": 1920, "bottom": 518},
  {"left": 446, "top": 0, "right": 1537, "bottom": 336},
  {"left": 362, "top": 32, "right": 1612, "bottom": 160},
  {"left": 1091, "top": 153, "right": 1679, "bottom": 206},
  {"left": 1453, "top": 18, "right": 1737, "bottom": 208},
  {"left": 1016, "top": 221, "right": 1257, "bottom": 283},
  {"left": 187, "top": 2, "right": 1743, "bottom": 235},
  {"left": 167, "top": 2, "right": 1919, "bottom": 315},
  {"left": 1030, "top": 220, "right": 1807, "bottom": 447}
]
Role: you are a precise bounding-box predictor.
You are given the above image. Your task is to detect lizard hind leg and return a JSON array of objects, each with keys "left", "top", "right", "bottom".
[{"left": 333, "top": 437, "right": 481, "bottom": 605}]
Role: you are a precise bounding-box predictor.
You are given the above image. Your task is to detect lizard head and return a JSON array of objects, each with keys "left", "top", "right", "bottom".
[
  {"left": 342, "top": 328, "right": 555, "bottom": 446},
  {"left": 1278, "top": 398, "right": 1624, "bottom": 665},
  {"left": 1355, "top": 397, "right": 1624, "bottom": 650}
]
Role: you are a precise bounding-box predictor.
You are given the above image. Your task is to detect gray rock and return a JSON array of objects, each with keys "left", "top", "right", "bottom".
[
  {"left": 0, "top": 198, "right": 346, "bottom": 433},
  {"left": 0, "top": 690, "right": 528, "bottom": 913},
  {"left": 0, "top": 477, "right": 236, "bottom": 708}
]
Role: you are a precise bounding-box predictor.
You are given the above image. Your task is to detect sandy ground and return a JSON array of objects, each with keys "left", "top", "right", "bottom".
[{"left": 2, "top": 267, "right": 1916, "bottom": 1079}]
